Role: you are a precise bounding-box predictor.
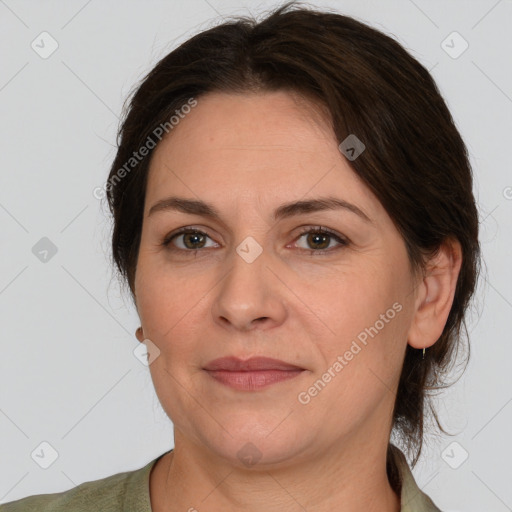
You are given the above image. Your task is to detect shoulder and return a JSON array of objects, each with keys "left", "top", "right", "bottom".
[{"left": 0, "top": 455, "right": 162, "bottom": 512}]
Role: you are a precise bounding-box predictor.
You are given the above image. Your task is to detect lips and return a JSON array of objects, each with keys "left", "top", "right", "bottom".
[
  {"left": 203, "top": 356, "right": 304, "bottom": 372},
  {"left": 203, "top": 357, "right": 306, "bottom": 391}
]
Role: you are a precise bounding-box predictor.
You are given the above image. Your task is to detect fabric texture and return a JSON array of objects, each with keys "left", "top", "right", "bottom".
[{"left": 0, "top": 444, "right": 441, "bottom": 511}]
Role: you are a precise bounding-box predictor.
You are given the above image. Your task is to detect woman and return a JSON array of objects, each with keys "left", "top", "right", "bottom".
[{"left": 1, "top": 2, "right": 480, "bottom": 511}]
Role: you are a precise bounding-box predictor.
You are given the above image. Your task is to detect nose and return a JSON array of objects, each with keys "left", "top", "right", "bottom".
[{"left": 211, "top": 243, "right": 287, "bottom": 332}]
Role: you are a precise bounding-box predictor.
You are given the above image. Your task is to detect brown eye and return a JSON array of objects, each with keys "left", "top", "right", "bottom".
[
  {"left": 293, "top": 226, "right": 348, "bottom": 255},
  {"left": 162, "top": 229, "right": 216, "bottom": 251},
  {"left": 161, "top": 225, "right": 348, "bottom": 256}
]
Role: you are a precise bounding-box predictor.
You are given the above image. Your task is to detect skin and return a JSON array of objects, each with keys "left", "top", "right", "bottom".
[{"left": 134, "top": 90, "right": 462, "bottom": 512}]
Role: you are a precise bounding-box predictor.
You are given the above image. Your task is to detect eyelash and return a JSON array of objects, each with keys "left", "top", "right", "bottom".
[{"left": 161, "top": 225, "right": 349, "bottom": 256}]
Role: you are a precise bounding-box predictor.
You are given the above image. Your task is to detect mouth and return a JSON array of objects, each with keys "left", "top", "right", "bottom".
[{"left": 203, "top": 356, "right": 306, "bottom": 391}]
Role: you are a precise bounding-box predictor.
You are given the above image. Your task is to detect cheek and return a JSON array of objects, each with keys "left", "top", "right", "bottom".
[
  {"left": 312, "top": 260, "right": 409, "bottom": 370},
  {"left": 304, "top": 281, "right": 409, "bottom": 425},
  {"left": 134, "top": 253, "right": 179, "bottom": 337},
  {"left": 134, "top": 258, "right": 209, "bottom": 362}
]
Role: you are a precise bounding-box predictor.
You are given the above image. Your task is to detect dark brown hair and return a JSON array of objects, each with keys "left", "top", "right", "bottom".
[{"left": 105, "top": 1, "right": 481, "bottom": 466}]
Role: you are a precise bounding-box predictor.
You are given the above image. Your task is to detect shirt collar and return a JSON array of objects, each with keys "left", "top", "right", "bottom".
[{"left": 388, "top": 443, "right": 442, "bottom": 511}]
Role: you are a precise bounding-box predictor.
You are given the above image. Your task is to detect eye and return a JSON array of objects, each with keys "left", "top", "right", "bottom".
[
  {"left": 162, "top": 228, "right": 217, "bottom": 252},
  {"left": 292, "top": 226, "right": 349, "bottom": 255},
  {"left": 161, "top": 225, "right": 349, "bottom": 256}
]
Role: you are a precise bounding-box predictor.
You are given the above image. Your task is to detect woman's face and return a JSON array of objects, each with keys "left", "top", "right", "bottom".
[{"left": 134, "top": 90, "right": 420, "bottom": 466}]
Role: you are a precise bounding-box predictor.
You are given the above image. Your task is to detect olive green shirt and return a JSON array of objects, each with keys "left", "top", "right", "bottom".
[{"left": 0, "top": 444, "right": 441, "bottom": 511}]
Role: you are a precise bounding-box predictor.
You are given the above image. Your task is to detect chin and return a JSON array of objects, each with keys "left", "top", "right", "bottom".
[{"left": 197, "top": 416, "right": 310, "bottom": 469}]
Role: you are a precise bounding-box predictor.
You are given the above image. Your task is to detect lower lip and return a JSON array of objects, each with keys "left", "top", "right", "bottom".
[{"left": 204, "top": 369, "right": 304, "bottom": 390}]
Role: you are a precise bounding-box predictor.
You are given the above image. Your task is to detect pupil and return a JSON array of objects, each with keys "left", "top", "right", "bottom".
[
  {"left": 185, "top": 233, "right": 204, "bottom": 249},
  {"left": 309, "top": 233, "right": 328, "bottom": 250}
]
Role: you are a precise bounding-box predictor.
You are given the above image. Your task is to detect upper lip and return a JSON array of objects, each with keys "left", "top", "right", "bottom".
[{"left": 203, "top": 356, "right": 304, "bottom": 372}]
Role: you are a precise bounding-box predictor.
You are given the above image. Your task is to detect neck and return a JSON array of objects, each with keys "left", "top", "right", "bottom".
[{"left": 153, "top": 432, "right": 401, "bottom": 512}]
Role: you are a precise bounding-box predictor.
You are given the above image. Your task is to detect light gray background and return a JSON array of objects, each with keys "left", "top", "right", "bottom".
[{"left": 1, "top": 0, "right": 511, "bottom": 510}]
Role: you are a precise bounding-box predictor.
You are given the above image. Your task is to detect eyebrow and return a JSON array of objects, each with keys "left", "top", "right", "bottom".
[{"left": 148, "top": 196, "right": 373, "bottom": 224}]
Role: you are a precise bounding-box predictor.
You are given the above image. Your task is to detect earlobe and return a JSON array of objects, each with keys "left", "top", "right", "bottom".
[
  {"left": 407, "top": 238, "right": 463, "bottom": 350},
  {"left": 135, "top": 326, "right": 145, "bottom": 343}
]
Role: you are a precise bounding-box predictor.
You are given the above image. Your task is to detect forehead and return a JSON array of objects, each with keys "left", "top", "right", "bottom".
[
  {"left": 150, "top": 90, "right": 335, "bottom": 165},
  {"left": 145, "top": 91, "right": 379, "bottom": 220},
  {"left": 170, "top": 90, "right": 333, "bottom": 142}
]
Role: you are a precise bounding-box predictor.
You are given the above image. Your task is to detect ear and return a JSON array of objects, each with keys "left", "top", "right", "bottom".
[
  {"left": 407, "top": 238, "right": 463, "bottom": 350},
  {"left": 135, "top": 326, "right": 145, "bottom": 343}
]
